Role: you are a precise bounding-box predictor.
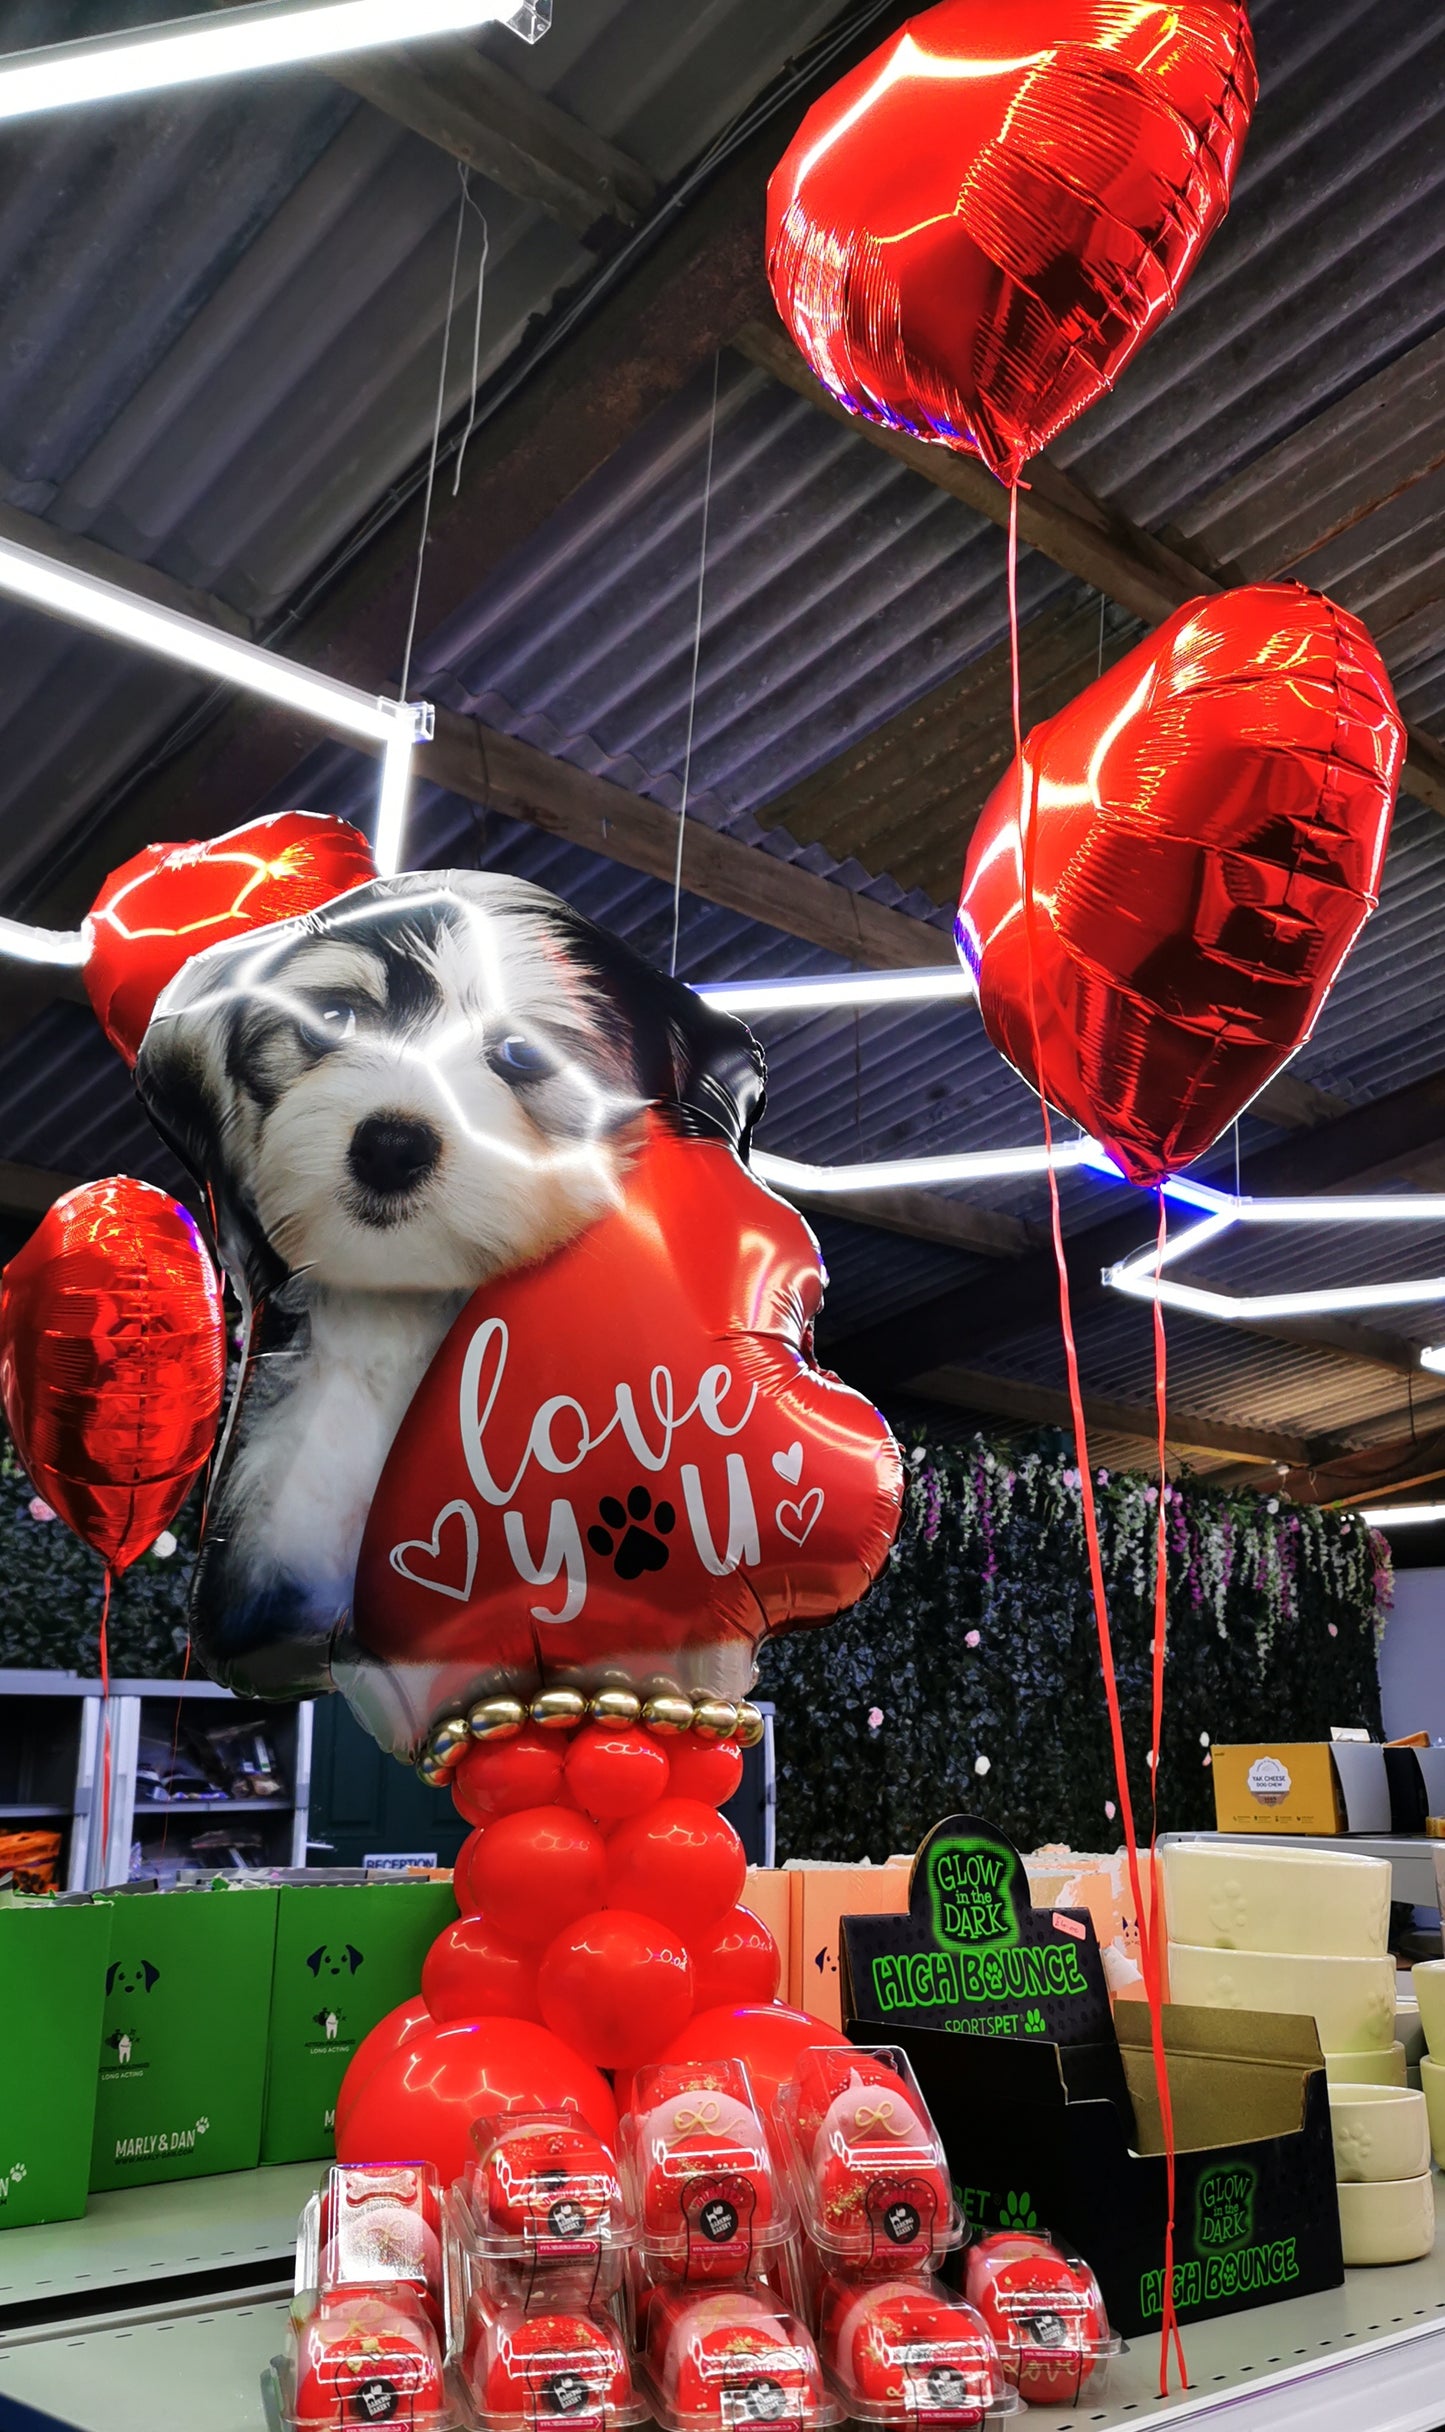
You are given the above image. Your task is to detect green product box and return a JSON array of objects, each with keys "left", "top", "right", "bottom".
[
  {"left": 0, "top": 1893, "right": 111, "bottom": 2229},
  {"left": 260, "top": 1879, "right": 457, "bottom": 2165},
  {"left": 90, "top": 1886, "right": 279, "bottom": 2192}
]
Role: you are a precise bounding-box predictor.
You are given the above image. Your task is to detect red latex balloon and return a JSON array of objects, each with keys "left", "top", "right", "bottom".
[
  {"left": 958, "top": 586, "right": 1405, "bottom": 1185},
  {"left": 627, "top": 2003, "right": 850, "bottom": 2124},
  {"left": 564, "top": 1724, "right": 671, "bottom": 1822},
  {"left": 338, "top": 2016, "right": 618, "bottom": 2184},
  {"left": 452, "top": 1826, "right": 487, "bottom": 1919},
  {"left": 537, "top": 1907, "right": 695, "bottom": 2069},
  {"left": 332, "top": 1997, "right": 433, "bottom": 2145},
  {"left": 354, "top": 1121, "right": 902, "bottom": 1707},
  {"left": 84, "top": 809, "right": 376, "bottom": 1065},
  {"left": 451, "top": 1726, "right": 565, "bottom": 1827},
  {"left": 768, "top": 1, "right": 1256, "bottom": 484},
  {"left": 423, "top": 1915, "right": 541, "bottom": 2023},
  {"left": 662, "top": 1734, "right": 744, "bottom": 1810},
  {"left": 0, "top": 1179, "right": 225, "bottom": 1572},
  {"left": 688, "top": 1906, "right": 781, "bottom": 2010},
  {"left": 471, "top": 1806, "right": 608, "bottom": 1947},
  {"left": 606, "top": 1798, "right": 745, "bottom": 1934}
]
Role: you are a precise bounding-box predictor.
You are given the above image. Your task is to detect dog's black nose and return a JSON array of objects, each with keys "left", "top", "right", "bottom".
[{"left": 348, "top": 1113, "right": 441, "bottom": 1197}]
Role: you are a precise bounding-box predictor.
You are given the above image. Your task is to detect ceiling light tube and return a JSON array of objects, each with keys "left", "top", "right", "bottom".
[
  {"left": 0, "top": 1, "right": 548, "bottom": 123},
  {"left": 0, "top": 917, "right": 86, "bottom": 967},
  {"left": 697, "top": 968, "right": 976, "bottom": 1016},
  {"left": 1359, "top": 1505, "right": 1445, "bottom": 1527},
  {"left": 1108, "top": 1268, "right": 1445, "bottom": 1323},
  {"left": 753, "top": 1139, "right": 1096, "bottom": 1193}
]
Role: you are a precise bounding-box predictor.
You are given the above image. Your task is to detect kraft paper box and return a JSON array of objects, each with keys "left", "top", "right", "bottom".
[
  {"left": 1212, "top": 1742, "right": 1391, "bottom": 1836},
  {"left": 90, "top": 1886, "right": 279, "bottom": 2191},
  {"left": 744, "top": 1868, "right": 791, "bottom": 1991},
  {"left": 0, "top": 1893, "right": 111, "bottom": 2229},
  {"left": 1025, "top": 1848, "right": 1158, "bottom": 2002},
  {"left": 261, "top": 1878, "right": 457, "bottom": 2164},
  {"left": 784, "top": 1861, "right": 909, "bottom": 2027}
]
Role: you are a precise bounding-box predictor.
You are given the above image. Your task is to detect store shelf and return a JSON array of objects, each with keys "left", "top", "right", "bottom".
[
  {"left": 134, "top": 1801, "right": 295, "bottom": 1817},
  {"left": 1031, "top": 2180, "right": 1445, "bottom": 2432},
  {"left": 0, "top": 2164, "right": 315, "bottom": 2322},
  {"left": 0, "top": 1805, "right": 67, "bottom": 1818},
  {"left": 1162, "top": 1830, "right": 1442, "bottom": 1910},
  {"left": 0, "top": 2295, "right": 291, "bottom": 2432}
]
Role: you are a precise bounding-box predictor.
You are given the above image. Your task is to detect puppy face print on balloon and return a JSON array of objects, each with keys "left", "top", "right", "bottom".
[{"left": 135, "top": 869, "right": 902, "bottom": 1754}]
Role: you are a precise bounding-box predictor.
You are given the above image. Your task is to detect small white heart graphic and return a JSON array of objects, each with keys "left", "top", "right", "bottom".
[
  {"left": 776, "top": 1488, "right": 824, "bottom": 1545},
  {"left": 772, "top": 1441, "right": 804, "bottom": 1485},
  {"left": 390, "top": 1500, "right": 478, "bottom": 1603}
]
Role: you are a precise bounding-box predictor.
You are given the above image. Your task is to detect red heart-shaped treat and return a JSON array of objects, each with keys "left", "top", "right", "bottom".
[
  {"left": 352, "top": 1123, "right": 901, "bottom": 1735},
  {"left": 957, "top": 585, "right": 1404, "bottom": 1184},
  {"left": 768, "top": 0, "right": 1256, "bottom": 482},
  {"left": 84, "top": 809, "right": 376, "bottom": 1064}
]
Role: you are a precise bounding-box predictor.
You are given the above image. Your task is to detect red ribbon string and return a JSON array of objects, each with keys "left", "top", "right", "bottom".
[
  {"left": 1007, "top": 485, "right": 1184, "bottom": 2397},
  {"left": 99, "top": 1567, "right": 113, "bottom": 1876}
]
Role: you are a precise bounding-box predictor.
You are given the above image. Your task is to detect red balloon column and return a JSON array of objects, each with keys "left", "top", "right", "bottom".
[
  {"left": 956, "top": 584, "right": 1406, "bottom": 1183},
  {"left": 0, "top": 1178, "right": 225, "bottom": 1571},
  {"left": 767, "top": 0, "right": 1256, "bottom": 482}
]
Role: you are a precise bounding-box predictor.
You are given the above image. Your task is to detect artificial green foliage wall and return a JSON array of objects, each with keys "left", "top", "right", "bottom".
[
  {"left": 757, "top": 1437, "right": 1391, "bottom": 1862},
  {"left": 0, "top": 1436, "right": 199, "bottom": 1677}
]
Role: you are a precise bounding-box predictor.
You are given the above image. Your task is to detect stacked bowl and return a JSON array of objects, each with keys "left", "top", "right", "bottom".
[
  {"left": 1413, "top": 1961, "right": 1445, "bottom": 2171},
  {"left": 1163, "top": 1842, "right": 1435, "bottom": 2267}
]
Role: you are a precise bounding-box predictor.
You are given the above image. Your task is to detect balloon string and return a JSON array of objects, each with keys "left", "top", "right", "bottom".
[
  {"left": 1007, "top": 478, "right": 1184, "bottom": 2398},
  {"left": 99, "top": 1568, "right": 113, "bottom": 1878},
  {"left": 158, "top": 1632, "right": 193, "bottom": 1867},
  {"left": 670, "top": 348, "right": 721, "bottom": 979},
  {"left": 1150, "top": 1192, "right": 1186, "bottom": 2392}
]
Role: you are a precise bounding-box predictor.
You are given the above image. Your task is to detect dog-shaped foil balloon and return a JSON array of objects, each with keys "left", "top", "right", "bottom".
[{"left": 135, "top": 869, "right": 902, "bottom": 1755}]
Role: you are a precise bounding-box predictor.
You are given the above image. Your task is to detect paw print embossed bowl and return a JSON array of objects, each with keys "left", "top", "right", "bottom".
[
  {"left": 1167, "top": 1944, "right": 1398, "bottom": 2054},
  {"left": 1329, "top": 2084, "right": 1429, "bottom": 2185},
  {"left": 1162, "top": 1844, "right": 1391, "bottom": 1957}
]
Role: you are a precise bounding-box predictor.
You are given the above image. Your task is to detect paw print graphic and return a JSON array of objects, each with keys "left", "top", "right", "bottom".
[
  {"left": 9, "top": 2164, "right": 24, "bottom": 2183},
  {"left": 1207, "top": 1879, "right": 1249, "bottom": 1945},
  {"left": 999, "top": 2191, "right": 1037, "bottom": 2232},
  {"left": 195, "top": 2116, "right": 210, "bottom": 2136},
  {"left": 1334, "top": 2122, "right": 1374, "bottom": 2181},
  {"left": 588, "top": 1487, "right": 676, "bottom": 1581},
  {"left": 1023, "top": 2008, "right": 1046, "bottom": 2035}
]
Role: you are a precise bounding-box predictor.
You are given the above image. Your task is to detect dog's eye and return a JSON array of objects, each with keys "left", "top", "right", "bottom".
[
  {"left": 312, "top": 1000, "right": 357, "bottom": 1042},
  {"left": 488, "top": 1031, "right": 551, "bottom": 1079}
]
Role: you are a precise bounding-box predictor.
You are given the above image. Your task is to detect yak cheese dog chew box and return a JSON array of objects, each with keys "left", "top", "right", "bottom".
[
  {"left": 1162, "top": 1843, "right": 1390, "bottom": 1958},
  {"left": 1211, "top": 1742, "right": 1391, "bottom": 1835},
  {"left": 1166, "top": 1944, "right": 1397, "bottom": 2055}
]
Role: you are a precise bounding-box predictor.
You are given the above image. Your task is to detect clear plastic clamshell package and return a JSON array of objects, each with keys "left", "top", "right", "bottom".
[
  {"left": 775, "top": 2045, "right": 962, "bottom": 2276},
  {"left": 962, "top": 2232, "right": 1120, "bottom": 2411},
  {"left": 456, "top": 2296, "right": 646, "bottom": 2432},
  {"left": 620, "top": 2058, "right": 795, "bottom": 2284},
  {"left": 639, "top": 2283, "right": 840, "bottom": 2432},
  {"left": 461, "top": 2112, "right": 632, "bottom": 2307},
  {"left": 815, "top": 2274, "right": 1018, "bottom": 2429},
  {"left": 271, "top": 2164, "right": 450, "bottom": 2431}
]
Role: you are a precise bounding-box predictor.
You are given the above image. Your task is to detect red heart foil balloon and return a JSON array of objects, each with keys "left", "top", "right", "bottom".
[
  {"left": 350, "top": 1122, "right": 902, "bottom": 1744},
  {"left": 0, "top": 1179, "right": 225, "bottom": 1572},
  {"left": 956, "top": 585, "right": 1405, "bottom": 1184},
  {"left": 85, "top": 809, "right": 377, "bottom": 1065},
  {"left": 767, "top": 0, "right": 1256, "bottom": 483}
]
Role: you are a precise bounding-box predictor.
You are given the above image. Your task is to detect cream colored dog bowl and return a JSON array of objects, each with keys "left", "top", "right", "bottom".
[
  {"left": 1329, "top": 2083, "right": 1430, "bottom": 2183},
  {"left": 1411, "top": 1959, "right": 1445, "bottom": 2059},
  {"left": 1336, "top": 2172, "right": 1435, "bottom": 2267},
  {"left": 1168, "top": 1942, "right": 1397, "bottom": 2053},
  {"left": 1421, "top": 2055, "right": 1445, "bottom": 2165},
  {"left": 1326, "top": 2043, "right": 1406, "bottom": 2088},
  {"left": 1163, "top": 1842, "right": 1391, "bottom": 1957}
]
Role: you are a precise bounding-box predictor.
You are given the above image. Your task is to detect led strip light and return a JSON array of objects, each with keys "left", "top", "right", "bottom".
[{"left": 0, "top": 2, "right": 548, "bottom": 124}]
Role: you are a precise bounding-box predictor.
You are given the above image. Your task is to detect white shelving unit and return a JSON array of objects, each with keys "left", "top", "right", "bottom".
[{"left": 0, "top": 1671, "right": 312, "bottom": 1890}]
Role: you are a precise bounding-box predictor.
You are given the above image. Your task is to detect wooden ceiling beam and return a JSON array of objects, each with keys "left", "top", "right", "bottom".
[
  {"left": 732, "top": 321, "right": 1445, "bottom": 821},
  {"left": 912, "top": 1362, "right": 1318, "bottom": 1468},
  {"left": 328, "top": 38, "right": 657, "bottom": 243}
]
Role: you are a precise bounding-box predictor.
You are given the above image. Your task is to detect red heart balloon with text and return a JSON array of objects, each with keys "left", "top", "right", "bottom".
[
  {"left": 352, "top": 1124, "right": 902, "bottom": 1732},
  {"left": 768, "top": 0, "right": 1256, "bottom": 482},
  {"left": 956, "top": 585, "right": 1404, "bottom": 1185},
  {"left": 85, "top": 809, "right": 376, "bottom": 1065}
]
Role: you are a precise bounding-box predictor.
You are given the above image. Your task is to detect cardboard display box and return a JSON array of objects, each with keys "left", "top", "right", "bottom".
[
  {"left": 1211, "top": 1741, "right": 1391, "bottom": 1835},
  {"left": 867, "top": 2003, "right": 1344, "bottom": 2338},
  {"left": 0, "top": 1893, "right": 111, "bottom": 2228},
  {"left": 1024, "top": 1847, "right": 1158, "bottom": 2002},
  {"left": 743, "top": 1867, "right": 791, "bottom": 1995},
  {"left": 90, "top": 1886, "right": 279, "bottom": 2192},
  {"left": 260, "top": 1878, "right": 456, "bottom": 2164},
  {"left": 784, "top": 1860, "right": 910, "bottom": 2028}
]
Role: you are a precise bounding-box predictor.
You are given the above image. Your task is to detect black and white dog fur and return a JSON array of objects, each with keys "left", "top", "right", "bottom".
[{"left": 136, "top": 872, "right": 764, "bottom": 1702}]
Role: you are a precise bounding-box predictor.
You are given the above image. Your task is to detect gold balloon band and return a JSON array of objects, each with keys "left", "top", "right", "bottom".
[{"left": 415, "top": 1689, "right": 765, "bottom": 1783}]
